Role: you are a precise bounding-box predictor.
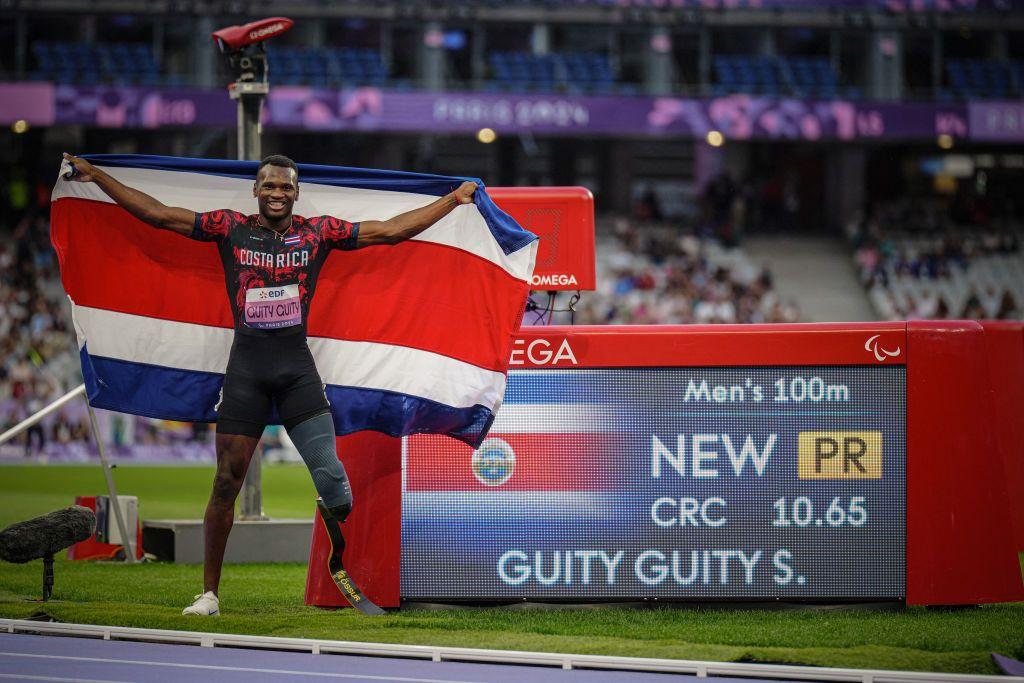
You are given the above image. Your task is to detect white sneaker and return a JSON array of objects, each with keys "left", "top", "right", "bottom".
[{"left": 182, "top": 591, "right": 220, "bottom": 616}]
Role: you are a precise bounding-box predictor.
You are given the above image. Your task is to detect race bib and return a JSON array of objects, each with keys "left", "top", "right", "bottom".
[{"left": 244, "top": 284, "right": 302, "bottom": 329}]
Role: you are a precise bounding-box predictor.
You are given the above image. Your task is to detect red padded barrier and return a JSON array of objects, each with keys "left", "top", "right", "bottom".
[
  {"left": 979, "top": 321, "right": 1024, "bottom": 559},
  {"left": 305, "top": 321, "right": 1024, "bottom": 608},
  {"left": 488, "top": 186, "right": 595, "bottom": 291},
  {"left": 510, "top": 322, "right": 907, "bottom": 368},
  {"left": 905, "top": 321, "right": 1024, "bottom": 605},
  {"left": 304, "top": 430, "right": 401, "bottom": 608}
]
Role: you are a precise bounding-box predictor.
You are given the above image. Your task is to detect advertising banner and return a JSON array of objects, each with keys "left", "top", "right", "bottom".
[
  {"left": 968, "top": 102, "right": 1024, "bottom": 142},
  {"left": 267, "top": 88, "right": 969, "bottom": 142},
  {"left": 53, "top": 85, "right": 235, "bottom": 128},
  {"left": 3, "top": 81, "right": 1002, "bottom": 142}
]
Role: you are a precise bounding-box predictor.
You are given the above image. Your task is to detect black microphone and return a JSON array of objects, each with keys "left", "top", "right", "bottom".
[
  {"left": 0, "top": 506, "right": 96, "bottom": 564},
  {"left": 0, "top": 506, "right": 96, "bottom": 601}
]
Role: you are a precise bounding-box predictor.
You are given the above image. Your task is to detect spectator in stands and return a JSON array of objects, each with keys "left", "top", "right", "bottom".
[
  {"left": 634, "top": 185, "right": 663, "bottom": 223},
  {"left": 997, "top": 292, "right": 1020, "bottom": 320},
  {"left": 565, "top": 216, "right": 798, "bottom": 326},
  {"left": 1, "top": 206, "right": 86, "bottom": 454},
  {"left": 22, "top": 387, "right": 46, "bottom": 458},
  {"left": 849, "top": 196, "right": 1023, "bottom": 321}
]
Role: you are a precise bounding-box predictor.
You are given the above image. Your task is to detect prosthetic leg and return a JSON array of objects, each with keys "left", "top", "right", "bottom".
[{"left": 315, "top": 498, "right": 385, "bottom": 616}]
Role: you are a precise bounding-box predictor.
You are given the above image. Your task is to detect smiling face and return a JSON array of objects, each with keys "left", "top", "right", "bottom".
[{"left": 253, "top": 164, "right": 299, "bottom": 224}]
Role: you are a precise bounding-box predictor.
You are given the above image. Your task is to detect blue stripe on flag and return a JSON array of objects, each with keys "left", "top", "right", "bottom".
[
  {"left": 81, "top": 349, "right": 494, "bottom": 447},
  {"left": 80, "top": 154, "right": 536, "bottom": 256},
  {"left": 325, "top": 385, "right": 495, "bottom": 446},
  {"left": 82, "top": 347, "right": 224, "bottom": 422}
]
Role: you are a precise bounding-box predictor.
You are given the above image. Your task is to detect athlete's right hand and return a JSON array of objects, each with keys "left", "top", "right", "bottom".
[{"left": 62, "top": 153, "right": 96, "bottom": 182}]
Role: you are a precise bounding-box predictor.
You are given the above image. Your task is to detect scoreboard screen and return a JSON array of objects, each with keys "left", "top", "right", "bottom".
[{"left": 402, "top": 366, "right": 906, "bottom": 600}]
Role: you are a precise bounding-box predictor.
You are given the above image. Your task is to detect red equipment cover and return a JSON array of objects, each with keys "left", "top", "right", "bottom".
[
  {"left": 905, "top": 320, "right": 1024, "bottom": 604},
  {"left": 66, "top": 496, "right": 144, "bottom": 561},
  {"left": 979, "top": 322, "right": 1024, "bottom": 562},
  {"left": 211, "top": 17, "right": 293, "bottom": 52},
  {"left": 488, "top": 187, "right": 595, "bottom": 291}
]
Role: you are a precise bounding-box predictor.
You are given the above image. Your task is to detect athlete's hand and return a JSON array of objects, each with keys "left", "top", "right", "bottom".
[
  {"left": 62, "top": 153, "right": 97, "bottom": 182},
  {"left": 453, "top": 181, "right": 477, "bottom": 205}
]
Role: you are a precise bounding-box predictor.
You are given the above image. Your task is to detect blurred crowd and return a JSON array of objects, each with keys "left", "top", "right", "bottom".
[
  {"left": 0, "top": 210, "right": 85, "bottom": 455},
  {"left": 847, "top": 198, "right": 1023, "bottom": 320},
  {"left": 0, "top": 209, "right": 226, "bottom": 458},
  {"left": 559, "top": 218, "right": 799, "bottom": 326}
]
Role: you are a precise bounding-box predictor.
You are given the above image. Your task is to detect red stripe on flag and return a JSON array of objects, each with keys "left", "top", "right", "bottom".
[
  {"left": 51, "top": 198, "right": 235, "bottom": 329},
  {"left": 308, "top": 242, "right": 527, "bottom": 371},
  {"left": 52, "top": 198, "right": 528, "bottom": 372},
  {"left": 404, "top": 433, "right": 617, "bottom": 492}
]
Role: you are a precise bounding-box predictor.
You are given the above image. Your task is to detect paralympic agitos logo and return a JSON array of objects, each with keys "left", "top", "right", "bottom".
[{"left": 864, "top": 334, "right": 901, "bottom": 362}]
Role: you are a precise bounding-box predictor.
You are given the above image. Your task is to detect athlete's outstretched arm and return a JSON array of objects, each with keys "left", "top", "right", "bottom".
[
  {"left": 356, "top": 180, "right": 477, "bottom": 247},
  {"left": 62, "top": 153, "right": 196, "bottom": 236}
]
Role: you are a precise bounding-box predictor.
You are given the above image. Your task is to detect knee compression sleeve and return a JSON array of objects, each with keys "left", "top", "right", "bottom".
[{"left": 287, "top": 413, "right": 352, "bottom": 512}]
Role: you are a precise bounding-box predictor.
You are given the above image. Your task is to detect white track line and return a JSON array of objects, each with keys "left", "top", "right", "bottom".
[
  {"left": 0, "top": 652, "right": 485, "bottom": 683},
  {"left": 2, "top": 619, "right": 1019, "bottom": 683},
  {"left": 0, "top": 674, "right": 136, "bottom": 683}
]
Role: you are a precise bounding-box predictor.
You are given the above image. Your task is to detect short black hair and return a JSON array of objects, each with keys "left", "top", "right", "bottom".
[{"left": 257, "top": 154, "right": 298, "bottom": 180}]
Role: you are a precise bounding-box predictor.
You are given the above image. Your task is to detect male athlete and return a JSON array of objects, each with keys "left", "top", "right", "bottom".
[{"left": 62, "top": 153, "right": 477, "bottom": 616}]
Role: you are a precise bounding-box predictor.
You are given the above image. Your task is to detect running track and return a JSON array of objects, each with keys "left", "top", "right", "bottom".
[{"left": 0, "top": 632, "right": 805, "bottom": 683}]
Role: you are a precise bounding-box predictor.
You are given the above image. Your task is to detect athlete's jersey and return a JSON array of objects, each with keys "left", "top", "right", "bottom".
[{"left": 189, "top": 209, "right": 359, "bottom": 335}]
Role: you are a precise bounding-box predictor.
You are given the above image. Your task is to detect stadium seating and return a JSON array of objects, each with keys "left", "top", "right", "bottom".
[
  {"left": 487, "top": 51, "right": 616, "bottom": 93},
  {"left": 558, "top": 222, "right": 800, "bottom": 326},
  {"left": 945, "top": 59, "right": 1022, "bottom": 100},
  {"left": 28, "top": 41, "right": 392, "bottom": 89},
  {"left": 853, "top": 231, "right": 1023, "bottom": 319},
  {"left": 265, "top": 46, "right": 388, "bottom": 88},
  {"left": 713, "top": 54, "right": 857, "bottom": 99},
  {"left": 31, "top": 40, "right": 1020, "bottom": 102},
  {"left": 29, "top": 41, "right": 173, "bottom": 86}
]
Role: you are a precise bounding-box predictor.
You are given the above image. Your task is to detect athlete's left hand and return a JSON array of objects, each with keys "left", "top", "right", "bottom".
[{"left": 453, "top": 181, "right": 477, "bottom": 205}]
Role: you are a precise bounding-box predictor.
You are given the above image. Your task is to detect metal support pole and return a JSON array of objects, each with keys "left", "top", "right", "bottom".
[
  {"left": 231, "top": 80, "right": 269, "bottom": 521},
  {"left": 931, "top": 31, "right": 943, "bottom": 98},
  {"left": 85, "top": 402, "right": 137, "bottom": 563},
  {"left": 0, "top": 384, "right": 85, "bottom": 446},
  {"left": 697, "top": 27, "right": 711, "bottom": 95},
  {"left": 15, "top": 15, "right": 28, "bottom": 81},
  {"left": 233, "top": 84, "right": 266, "bottom": 163}
]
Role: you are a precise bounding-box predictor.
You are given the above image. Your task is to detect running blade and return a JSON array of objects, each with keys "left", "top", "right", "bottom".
[{"left": 316, "top": 500, "right": 386, "bottom": 616}]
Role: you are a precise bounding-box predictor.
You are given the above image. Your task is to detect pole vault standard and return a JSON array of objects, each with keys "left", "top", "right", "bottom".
[
  {"left": 211, "top": 17, "right": 295, "bottom": 521},
  {"left": 0, "top": 384, "right": 137, "bottom": 563}
]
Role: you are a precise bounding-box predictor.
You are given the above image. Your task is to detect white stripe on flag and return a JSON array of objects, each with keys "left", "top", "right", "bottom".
[
  {"left": 53, "top": 166, "right": 537, "bottom": 282},
  {"left": 72, "top": 304, "right": 507, "bottom": 410},
  {"left": 306, "top": 336, "right": 506, "bottom": 411}
]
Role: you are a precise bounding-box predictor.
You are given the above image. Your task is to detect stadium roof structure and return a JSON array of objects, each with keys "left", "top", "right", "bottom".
[{"left": 6, "top": 0, "right": 1024, "bottom": 29}]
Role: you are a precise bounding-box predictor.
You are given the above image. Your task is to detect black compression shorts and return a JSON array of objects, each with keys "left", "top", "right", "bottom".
[{"left": 215, "top": 330, "right": 331, "bottom": 438}]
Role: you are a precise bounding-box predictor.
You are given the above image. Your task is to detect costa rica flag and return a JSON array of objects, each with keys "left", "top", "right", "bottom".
[{"left": 51, "top": 154, "right": 537, "bottom": 447}]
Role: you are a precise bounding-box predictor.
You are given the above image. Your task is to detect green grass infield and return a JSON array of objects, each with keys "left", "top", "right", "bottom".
[{"left": 0, "top": 464, "right": 1021, "bottom": 675}]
